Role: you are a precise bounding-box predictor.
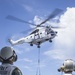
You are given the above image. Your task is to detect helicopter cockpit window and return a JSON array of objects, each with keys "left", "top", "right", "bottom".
[{"left": 30, "top": 29, "right": 39, "bottom": 35}]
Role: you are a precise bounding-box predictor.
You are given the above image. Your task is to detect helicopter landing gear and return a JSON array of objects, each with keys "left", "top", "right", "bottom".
[
  {"left": 37, "top": 45, "right": 40, "bottom": 48},
  {"left": 37, "top": 42, "right": 41, "bottom": 48},
  {"left": 30, "top": 43, "right": 33, "bottom": 46},
  {"left": 49, "top": 39, "right": 52, "bottom": 42}
]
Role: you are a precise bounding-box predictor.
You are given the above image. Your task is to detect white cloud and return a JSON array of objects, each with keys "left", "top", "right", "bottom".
[
  {"left": 23, "top": 58, "right": 32, "bottom": 62},
  {"left": 18, "top": 58, "right": 32, "bottom": 63},
  {"left": 15, "top": 48, "right": 24, "bottom": 54},
  {"left": 25, "top": 47, "right": 31, "bottom": 52},
  {"left": 15, "top": 45, "right": 32, "bottom": 52},
  {"left": 56, "top": 7, "right": 75, "bottom": 48},
  {"left": 40, "top": 63, "right": 46, "bottom": 68},
  {"left": 44, "top": 7, "right": 75, "bottom": 61},
  {"left": 33, "top": 16, "right": 43, "bottom": 25},
  {"left": 29, "top": 15, "right": 45, "bottom": 28},
  {"left": 32, "top": 14, "right": 60, "bottom": 27},
  {"left": 23, "top": 4, "right": 33, "bottom": 12},
  {"left": 23, "top": 66, "right": 33, "bottom": 71},
  {"left": 44, "top": 49, "right": 75, "bottom": 61},
  {"left": 24, "top": 66, "right": 30, "bottom": 69}
]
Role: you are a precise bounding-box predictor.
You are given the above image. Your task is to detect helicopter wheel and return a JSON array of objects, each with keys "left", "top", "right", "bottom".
[
  {"left": 37, "top": 42, "right": 41, "bottom": 48},
  {"left": 30, "top": 43, "right": 33, "bottom": 46},
  {"left": 49, "top": 39, "right": 52, "bottom": 42},
  {"left": 37, "top": 45, "right": 40, "bottom": 48}
]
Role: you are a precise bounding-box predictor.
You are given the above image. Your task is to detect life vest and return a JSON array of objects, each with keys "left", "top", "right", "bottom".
[{"left": 0, "top": 63, "right": 21, "bottom": 75}]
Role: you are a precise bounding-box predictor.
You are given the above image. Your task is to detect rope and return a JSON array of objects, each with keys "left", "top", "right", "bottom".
[
  {"left": 61, "top": 72, "right": 63, "bottom": 75},
  {"left": 36, "top": 48, "right": 41, "bottom": 75}
]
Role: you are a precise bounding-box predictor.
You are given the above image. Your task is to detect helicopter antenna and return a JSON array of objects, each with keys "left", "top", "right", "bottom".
[{"left": 36, "top": 48, "right": 41, "bottom": 75}]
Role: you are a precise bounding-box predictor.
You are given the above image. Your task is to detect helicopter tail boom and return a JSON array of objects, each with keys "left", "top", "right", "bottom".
[
  {"left": 8, "top": 39, "right": 16, "bottom": 46},
  {"left": 8, "top": 38, "right": 25, "bottom": 46}
]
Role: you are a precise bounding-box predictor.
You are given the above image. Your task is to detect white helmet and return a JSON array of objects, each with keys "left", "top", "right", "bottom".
[
  {"left": 0, "top": 46, "right": 17, "bottom": 63},
  {"left": 58, "top": 59, "right": 75, "bottom": 72},
  {"left": 64, "top": 59, "right": 74, "bottom": 68}
]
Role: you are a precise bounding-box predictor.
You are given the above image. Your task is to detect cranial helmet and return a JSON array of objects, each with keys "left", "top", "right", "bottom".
[
  {"left": 64, "top": 59, "right": 74, "bottom": 68},
  {"left": 63, "top": 59, "right": 75, "bottom": 72},
  {"left": 0, "top": 46, "right": 17, "bottom": 63}
]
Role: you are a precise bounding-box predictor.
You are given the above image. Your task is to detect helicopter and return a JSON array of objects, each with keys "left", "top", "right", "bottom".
[{"left": 6, "top": 8, "right": 63, "bottom": 48}]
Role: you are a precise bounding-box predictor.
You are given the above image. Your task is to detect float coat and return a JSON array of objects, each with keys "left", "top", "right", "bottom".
[{"left": 0, "top": 64, "right": 22, "bottom": 75}]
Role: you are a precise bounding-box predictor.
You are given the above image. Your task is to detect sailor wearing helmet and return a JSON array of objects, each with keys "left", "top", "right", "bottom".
[{"left": 0, "top": 46, "right": 22, "bottom": 75}]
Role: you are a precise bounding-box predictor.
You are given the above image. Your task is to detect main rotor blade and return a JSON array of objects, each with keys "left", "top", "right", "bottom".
[
  {"left": 38, "top": 8, "right": 63, "bottom": 26},
  {"left": 21, "top": 28, "right": 35, "bottom": 34},
  {"left": 6, "top": 15, "right": 36, "bottom": 25},
  {"left": 51, "top": 26, "right": 65, "bottom": 29}
]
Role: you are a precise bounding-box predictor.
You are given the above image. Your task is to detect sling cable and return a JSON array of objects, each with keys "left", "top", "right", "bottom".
[{"left": 36, "top": 48, "right": 41, "bottom": 75}]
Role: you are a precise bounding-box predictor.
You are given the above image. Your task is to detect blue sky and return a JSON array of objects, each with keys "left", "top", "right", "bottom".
[{"left": 0, "top": 0, "right": 75, "bottom": 75}]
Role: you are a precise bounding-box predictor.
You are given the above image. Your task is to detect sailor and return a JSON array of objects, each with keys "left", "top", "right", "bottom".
[
  {"left": 0, "top": 46, "right": 22, "bottom": 75},
  {"left": 58, "top": 59, "right": 75, "bottom": 74}
]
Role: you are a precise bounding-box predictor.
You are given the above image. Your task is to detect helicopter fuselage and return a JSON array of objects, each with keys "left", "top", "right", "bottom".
[
  {"left": 7, "top": 8, "right": 63, "bottom": 48},
  {"left": 9, "top": 27, "right": 57, "bottom": 48},
  {"left": 28, "top": 27, "right": 56, "bottom": 44}
]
